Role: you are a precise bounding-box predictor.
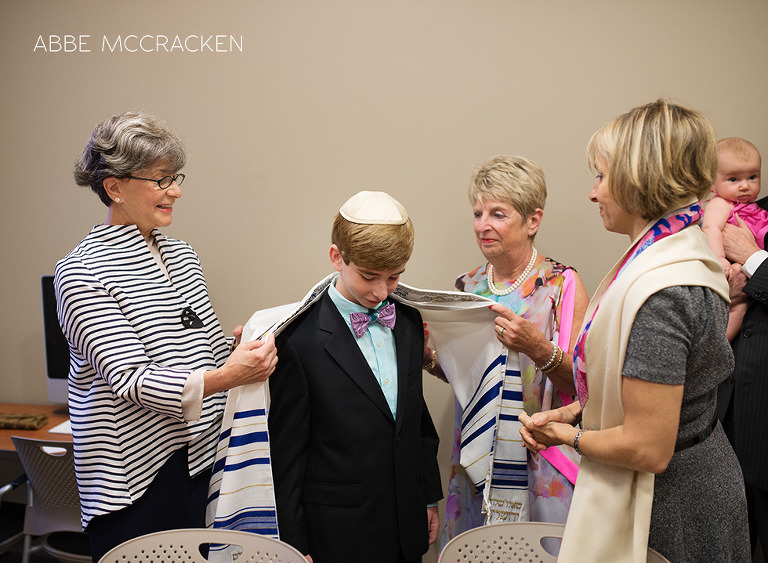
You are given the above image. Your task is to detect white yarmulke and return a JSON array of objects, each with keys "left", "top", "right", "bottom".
[{"left": 339, "top": 191, "right": 409, "bottom": 225}]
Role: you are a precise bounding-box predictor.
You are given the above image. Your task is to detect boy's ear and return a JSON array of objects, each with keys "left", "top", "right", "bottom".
[{"left": 329, "top": 244, "right": 344, "bottom": 272}]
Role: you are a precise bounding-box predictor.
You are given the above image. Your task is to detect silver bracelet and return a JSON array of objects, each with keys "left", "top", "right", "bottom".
[{"left": 573, "top": 430, "right": 584, "bottom": 456}]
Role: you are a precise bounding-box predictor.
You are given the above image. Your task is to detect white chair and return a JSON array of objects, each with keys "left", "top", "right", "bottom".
[
  {"left": 439, "top": 521, "right": 563, "bottom": 562},
  {"left": 99, "top": 528, "right": 307, "bottom": 563},
  {"left": 439, "top": 521, "right": 670, "bottom": 562},
  {"left": 11, "top": 436, "right": 91, "bottom": 563}
]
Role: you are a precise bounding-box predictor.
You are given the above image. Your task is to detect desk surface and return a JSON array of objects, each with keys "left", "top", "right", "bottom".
[{"left": 0, "top": 403, "right": 71, "bottom": 456}]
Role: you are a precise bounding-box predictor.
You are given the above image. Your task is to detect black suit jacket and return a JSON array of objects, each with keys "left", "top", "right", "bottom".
[
  {"left": 717, "top": 195, "right": 768, "bottom": 491},
  {"left": 268, "top": 290, "right": 443, "bottom": 563}
]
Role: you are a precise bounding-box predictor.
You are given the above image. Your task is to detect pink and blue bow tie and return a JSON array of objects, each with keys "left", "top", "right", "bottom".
[{"left": 350, "top": 301, "right": 396, "bottom": 338}]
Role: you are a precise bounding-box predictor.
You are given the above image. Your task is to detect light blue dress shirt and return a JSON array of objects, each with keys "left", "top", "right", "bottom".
[{"left": 328, "top": 283, "right": 398, "bottom": 418}]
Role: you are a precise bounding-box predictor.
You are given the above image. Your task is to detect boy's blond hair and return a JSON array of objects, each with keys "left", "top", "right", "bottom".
[{"left": 331, "top": 213, "right": 414, "bottom": 270}]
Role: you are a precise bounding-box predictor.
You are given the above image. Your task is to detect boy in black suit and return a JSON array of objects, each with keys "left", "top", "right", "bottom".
[{"left": 268, "top": 191, "right": 442, "bottom": 563}]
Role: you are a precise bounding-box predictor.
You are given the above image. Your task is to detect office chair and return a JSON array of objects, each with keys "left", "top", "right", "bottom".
[
  {"left": 10, "top": 436, "right": 90, "bottom": 563},
  {"left": 439, "top": 521, "right": 670, "bottom": 562},
  {"left": 99, "top": 528, "right": 307, "bottom": 563}
]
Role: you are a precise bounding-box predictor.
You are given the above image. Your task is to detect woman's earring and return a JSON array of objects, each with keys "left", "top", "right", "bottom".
[{"left": 115, "top": 198, "right": 121, "bottom": 203}]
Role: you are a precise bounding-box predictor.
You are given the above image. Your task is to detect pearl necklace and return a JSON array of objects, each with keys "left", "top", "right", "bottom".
[{"left": 487, "top": 247, "right": 538, "bottom": 296}]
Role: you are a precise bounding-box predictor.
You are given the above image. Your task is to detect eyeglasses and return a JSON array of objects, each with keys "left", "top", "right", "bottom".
[{"left": 127, "top": 173, "right": 185, "bottom": 189}]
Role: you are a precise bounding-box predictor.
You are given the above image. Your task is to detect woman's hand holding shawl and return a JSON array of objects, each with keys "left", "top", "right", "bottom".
[{"left": 204, "top": 333, "right": 278, "bottom": 396}]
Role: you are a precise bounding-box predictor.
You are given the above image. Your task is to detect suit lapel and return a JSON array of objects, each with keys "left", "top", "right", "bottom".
[
  {"left": 318, "top": 292, "right": 395, "bottom": 423},
  {"left": 757, "top": 197, "right": 768, "bottom": 248},
  {"left": 393, "top": 303, "right": 412, "bottom": 434}
]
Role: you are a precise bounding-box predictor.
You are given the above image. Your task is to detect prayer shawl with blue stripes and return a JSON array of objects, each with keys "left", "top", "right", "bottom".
[{"left": 206, "top": 274, "right": 530, "bottom": 542}]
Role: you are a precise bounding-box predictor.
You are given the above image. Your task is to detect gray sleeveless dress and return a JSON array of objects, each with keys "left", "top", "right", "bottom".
[{"left": 623, "top": 286, "right": 750, "bottom": 562}]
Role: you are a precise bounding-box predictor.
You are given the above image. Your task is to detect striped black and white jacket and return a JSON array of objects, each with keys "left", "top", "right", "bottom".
[{"left": 54, "top": 224, "right": 229, "bottom": 528}]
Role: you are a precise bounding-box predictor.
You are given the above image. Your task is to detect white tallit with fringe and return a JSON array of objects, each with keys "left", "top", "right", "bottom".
[{"left": 206, "top": 274, "right": 530, "bottom": 545}]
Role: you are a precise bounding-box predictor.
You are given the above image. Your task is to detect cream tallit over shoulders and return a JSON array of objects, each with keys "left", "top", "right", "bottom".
[{"left": 558, "top": 220, "right": 728, "bottom": 563}]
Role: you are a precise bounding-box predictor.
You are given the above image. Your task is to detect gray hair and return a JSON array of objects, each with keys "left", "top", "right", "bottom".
[
  {"left": 468, "top": 155, "right": 547, "bottom": 220},
  {"left": 74, "top": 111, "right": 186, "bottom": 206}
]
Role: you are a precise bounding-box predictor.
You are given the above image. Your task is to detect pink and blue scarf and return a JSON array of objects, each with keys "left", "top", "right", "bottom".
[{"left": 573, "top": 203, "right": 703, "bottom": 406}]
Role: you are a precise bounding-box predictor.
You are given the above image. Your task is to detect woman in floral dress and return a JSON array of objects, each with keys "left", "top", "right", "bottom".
[{"left": 425, "top": 155, "right": 588, "bottom": 546}]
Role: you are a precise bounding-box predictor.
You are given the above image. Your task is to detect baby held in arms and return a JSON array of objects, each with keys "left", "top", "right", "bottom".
[
  {"left": 703, "top": 137, "right": 766, "bottom": 273},
  {"left": 703, "top": 137, "right": 766, "bottom": 340}
]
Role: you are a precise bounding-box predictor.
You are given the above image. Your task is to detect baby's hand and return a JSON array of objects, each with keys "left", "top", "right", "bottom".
[
  {"left": 720, "top": 258, "right": 733, "bottom": 279},
  {"left": 727, "top": 264, "right": 749, "bottom": 304}
]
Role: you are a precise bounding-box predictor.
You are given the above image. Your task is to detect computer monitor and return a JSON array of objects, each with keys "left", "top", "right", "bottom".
[{"left": 41, "top": 275, "right": 70, "bottom": 405}]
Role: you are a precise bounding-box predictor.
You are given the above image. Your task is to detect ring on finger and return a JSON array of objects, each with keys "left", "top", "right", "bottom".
[{"left": 497, "top": 326, "right": 505, "bottom": 336}]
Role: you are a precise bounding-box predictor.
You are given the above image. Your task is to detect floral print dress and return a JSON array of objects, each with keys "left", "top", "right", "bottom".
[{"left": 440, "top": 257, "right": 579, "bottom": 548}]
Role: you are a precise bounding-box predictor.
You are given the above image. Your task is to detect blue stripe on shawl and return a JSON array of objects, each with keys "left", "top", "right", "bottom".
[
  {"left": 501, "top": 389, "right": 523, "bottom": 401},
  {"left": 233, "top": 408, "right": 267, "bottom": 419},
  {"left": 464, "top": 354, "right": 506, "bottom": 408},
  {"left": 211, "top": 456, "right": 227, "bottom": 478},
  {"left": 213, "top": 508, "right": 278, "bottom": 535},
  {"left": 492, "top": 461, "right": 528, "bottom": 471},
  {"left": 461, "top": 381, "right": 502, "bottom": 433},
  {"left": 491, "top": 461, "right": 528, "bottom": 487},
  {"left": 460, "top": 416, "right": 497, "bottom": 450},
  {"left": 222, "top": 456, "right": 272, "bottom": 472},
  {"left": 229, "top": 431, "right": 269, "bottom": 447}
]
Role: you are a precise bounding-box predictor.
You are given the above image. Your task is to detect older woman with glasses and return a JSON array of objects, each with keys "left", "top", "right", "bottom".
[{"left": 55, "top": 111, "right": 278, "bottom": 561}]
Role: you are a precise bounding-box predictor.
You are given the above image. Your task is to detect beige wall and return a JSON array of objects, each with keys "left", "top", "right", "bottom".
[{"left": 2, "top": 1, "right": 768, "bottom": 559}]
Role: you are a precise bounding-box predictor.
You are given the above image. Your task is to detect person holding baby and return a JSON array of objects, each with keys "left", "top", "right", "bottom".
[{"left": 711, "top": 137, "right": 768, "bottom": 560}]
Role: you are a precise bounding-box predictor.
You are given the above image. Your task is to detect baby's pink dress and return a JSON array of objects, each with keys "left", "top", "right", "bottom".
[{"left": 727, "top": 201, "right": 768, "bottom": 249}]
